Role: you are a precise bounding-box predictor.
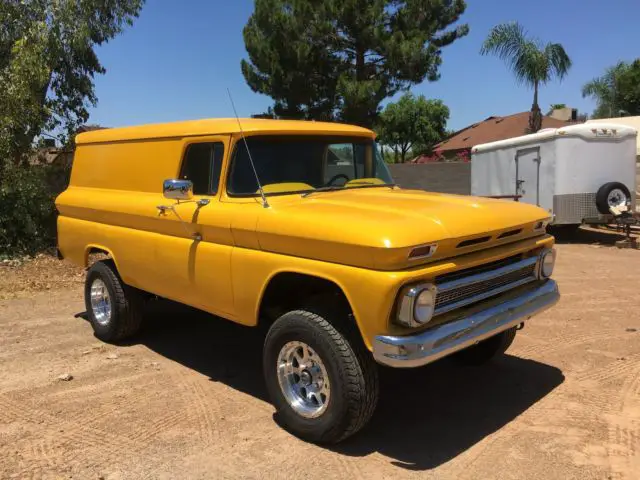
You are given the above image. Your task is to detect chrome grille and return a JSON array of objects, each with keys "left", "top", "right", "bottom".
[
  {"left": 434, "top": 256, "right": 538, "bottom": 315},
  {"left": 436, "top": 254, "right": 522, "bottom": 283}
]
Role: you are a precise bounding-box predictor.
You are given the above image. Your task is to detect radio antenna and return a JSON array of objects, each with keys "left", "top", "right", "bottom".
[{"left": 226, "top": 88, "right": 269, "bottom": 208}]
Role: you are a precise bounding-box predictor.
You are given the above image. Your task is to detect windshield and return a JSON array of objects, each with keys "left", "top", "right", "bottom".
[{"left": 227, "top": 135, "right": 393, "bottom": 196}]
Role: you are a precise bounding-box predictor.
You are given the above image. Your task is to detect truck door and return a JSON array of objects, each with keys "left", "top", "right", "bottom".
[
  {"left": 154, "top": 138, "right": 235, "bottom": 318},
  {"left": 515, "top": 147, "right": 541, "bottom": 206}
]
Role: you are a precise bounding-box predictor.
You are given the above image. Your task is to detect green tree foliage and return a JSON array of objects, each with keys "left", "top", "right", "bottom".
[
  {"left": 582, "top": 60, "right": 640, "bottom": 118},
  {"left": 242, "top": 0, "right": 468, "bottom": 127},
  {"left": 377, "top": 93, "right": 449, "bottom": 163},
  {"left": 0, "top": 0, "right": 143, "bottom": 255},
  {"left": 480, "top": 22, "right": 571, "bottom": 133},
  {"left": 0, "top": 163, "right": 56, "bottom": 255},
  {"left": 546, "top": 103, "right": 566, "bottom": 115},
  {"left": 0, "top": 0, "right": 144, "bottom": 163}
]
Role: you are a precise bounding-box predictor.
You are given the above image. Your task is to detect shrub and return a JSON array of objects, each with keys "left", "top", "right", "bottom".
[
  {"left": 455, "top": 148, "right": 471, "bottom": 162},
  {"left": 0, "top": 163, "right": 57, "bottom": 256}
]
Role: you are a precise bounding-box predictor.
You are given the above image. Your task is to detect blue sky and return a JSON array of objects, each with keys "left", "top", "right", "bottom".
[{"left": 88, "top": 0, "right": 640, "bottom": 131}]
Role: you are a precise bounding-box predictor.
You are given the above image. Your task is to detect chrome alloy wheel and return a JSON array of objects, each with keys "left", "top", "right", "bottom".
[
  {"left": 277, "top": 341, "right": 331, "bottom": 418},
  {"left": 607, "top": 188, "right": 628, "bottom": 209},
  {"left": 90, "top": 278, "right": 112, "bottom": 326}
]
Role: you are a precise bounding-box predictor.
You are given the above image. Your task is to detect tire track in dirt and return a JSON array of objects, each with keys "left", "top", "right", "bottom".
[
  {"left": 607, "top": 419, "right": 640, "bottom": 480},
  {"left": 553, "top": 387, "right": 616, "bottom": 412},
  {"left": 514, "top": 392, "right": 615, "bottom": 477},
  {"left": 128, "top": 409, "right": 189, "bottom": 444},
  {"left": 331, "top": 448, "right": 367, "bottom": 480},
  {"left": 601, "top": 362, "right": 640, "bottom": 480},
  {"left": 618, "top": 365, "right": 640, "bottom": 411},
  {"left": 67, "top": 372, "right": 169, "bottom": 429},
  {"left": 160, "top": 362, "right": 364, "bottom": 479},
  {"left": 451, "top": 422, "right": 524, "bottom": 480},
  {"left": 0, "top": 393, "right": 146, "bottom": 477},
  {"left": 0, "top": 392, "right": 140, "bottom": 453},
  {"left": 517, "top": 329, "right": 629, "bottom": 357},
  {"left": 153, "top": 361, "right": 221, "bottom": 447},
  {"left": 182, "top": 375, "right": 219, "bottom": 447},
  {"left": 577, "top": 354, "right": 640, "bottom": 385}
]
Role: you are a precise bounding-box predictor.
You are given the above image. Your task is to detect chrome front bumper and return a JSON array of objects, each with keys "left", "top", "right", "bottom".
[{"left": 373, "top": 280, "right": 559, "bottom": 368}]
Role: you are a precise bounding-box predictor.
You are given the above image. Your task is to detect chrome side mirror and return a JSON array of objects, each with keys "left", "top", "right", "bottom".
[{"left": 163, "top": 179, "right": 193, "bottom": 201}]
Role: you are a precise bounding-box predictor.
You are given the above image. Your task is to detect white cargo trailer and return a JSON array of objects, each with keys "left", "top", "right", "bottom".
[{"left": 471, "top": 123, "right": 637, "bottom": 225}]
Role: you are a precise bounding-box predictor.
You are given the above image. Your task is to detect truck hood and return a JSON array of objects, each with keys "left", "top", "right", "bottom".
[{"left": 255, "top": 187, "right": 550, "bottom": 270}]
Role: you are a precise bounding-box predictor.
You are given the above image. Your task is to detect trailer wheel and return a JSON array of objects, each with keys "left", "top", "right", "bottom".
[{"left": 596, "top": 182, "right": 631, "bottom": 214}]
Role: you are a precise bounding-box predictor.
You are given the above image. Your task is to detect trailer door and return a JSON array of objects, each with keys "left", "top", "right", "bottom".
[{"left": 515, "top": 147, "right": 541, "bottom": 205}]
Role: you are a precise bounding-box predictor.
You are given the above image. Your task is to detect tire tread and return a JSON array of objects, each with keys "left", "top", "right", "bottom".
[
  {"left": 264, "top": 307, "right": 379, "bottom": 443},
  {"left": 86, "top": 260, "right": 143, "bottom": 342}
]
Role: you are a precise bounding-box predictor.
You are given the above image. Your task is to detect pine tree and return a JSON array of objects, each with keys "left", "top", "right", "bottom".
[{"left": 241, "top": 0, "right": 468, "bottom": 127}]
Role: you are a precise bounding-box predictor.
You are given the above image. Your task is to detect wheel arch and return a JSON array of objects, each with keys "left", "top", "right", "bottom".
[
  {"left": 257, "top": 270, "right": 360, "bottom": 330},
  {"left": 83, "top": 244, "right": 120, "bottom": 271}
]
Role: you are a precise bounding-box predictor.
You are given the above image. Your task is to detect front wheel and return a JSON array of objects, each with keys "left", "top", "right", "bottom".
[{"left": 263, "top": 309, "right": 379, "bottom": 444}]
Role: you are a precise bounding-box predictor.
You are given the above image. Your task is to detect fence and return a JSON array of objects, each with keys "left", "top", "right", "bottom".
[{"left": 387, "top": 162, "right": 471, "bottom": 195}]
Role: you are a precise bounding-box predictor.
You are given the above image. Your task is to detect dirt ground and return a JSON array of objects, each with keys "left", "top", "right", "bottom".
[{"left": 1, "top": 227, "right": 639, "bottom": 480}]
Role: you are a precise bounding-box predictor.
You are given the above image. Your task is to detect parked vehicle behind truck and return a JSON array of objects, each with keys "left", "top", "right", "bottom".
[
  {"left": 471, "top": 123, "right": 637, "bottom": 226},
  {"left": 56, "top": 118, "right": 560, "bottom": 443}
]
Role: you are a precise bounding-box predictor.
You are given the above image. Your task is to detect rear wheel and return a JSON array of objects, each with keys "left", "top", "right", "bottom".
[
  {"left": 263, "top": 308, "right": 379, "bottom": 444},
  {"left": 596, "top": 182, "right": 631, "bottom": 214},
  {"left": 452, "top": 327, "right": 517, "bottom": 366},
  {"left": 85, "top": 260, "right": 144, "bottom": 342}
]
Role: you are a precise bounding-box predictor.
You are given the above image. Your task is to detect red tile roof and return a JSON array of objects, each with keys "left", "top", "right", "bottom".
[{"left": 436, "top": 112, "right": 578, "bottom": 152}]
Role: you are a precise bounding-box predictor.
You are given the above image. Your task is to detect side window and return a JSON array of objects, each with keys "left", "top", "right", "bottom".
[
  {"left": 325, "top": 143, "right": 355, "bottom": 184},
  {"left": 179, "top": 142, "right": 224, "bottom": 195}
]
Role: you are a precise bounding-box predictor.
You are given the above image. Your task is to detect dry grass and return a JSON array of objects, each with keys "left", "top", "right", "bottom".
[{"left": 0, "top": 254, "right": 84, "bottom": 300}]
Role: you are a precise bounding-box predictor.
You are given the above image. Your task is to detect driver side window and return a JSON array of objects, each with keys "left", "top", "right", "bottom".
[
  {"left": 179, "top": 142, "right": 224, "bottom": 195},
  {"left": 325, "top": 144, "right": 355, "bottom": 185}
]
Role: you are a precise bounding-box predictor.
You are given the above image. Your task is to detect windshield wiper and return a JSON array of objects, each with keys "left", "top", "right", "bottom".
[
  {"left": 301, "top": 186, "right": 344, "bottom": 197},
  {"left": 301, "top": 183, "right": 396, "bottom": 198}
]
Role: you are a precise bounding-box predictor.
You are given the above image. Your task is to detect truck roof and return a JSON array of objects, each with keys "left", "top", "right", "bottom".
[{"left": 75, "top": 118, "right": 375, "bottom": 145}]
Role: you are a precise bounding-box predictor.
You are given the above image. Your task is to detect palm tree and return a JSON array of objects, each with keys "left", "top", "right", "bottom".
[
  {"left": 582, "top": 62, "right": 629, "bottom": 119},
  {"left": 481, "top": 22, "right": 572, "bottom": 133}
]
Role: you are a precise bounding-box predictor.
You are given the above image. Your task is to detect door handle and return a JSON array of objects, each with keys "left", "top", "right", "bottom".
[{"left": 156, "top": 204, "right": 203, "bottom": 241}]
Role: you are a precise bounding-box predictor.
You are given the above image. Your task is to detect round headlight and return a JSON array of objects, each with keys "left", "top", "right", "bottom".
[
  {"left": 414, "top": 287, "right": 436, "bottom": 324},
  {"left": 539, "top": 249, "right": 556, "bottom": 278}
]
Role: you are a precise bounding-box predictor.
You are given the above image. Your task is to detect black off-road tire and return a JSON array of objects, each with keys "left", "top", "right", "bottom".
[
  {"left": 263, "top": 308, "right": 379, "bottom": 444},
  {"left": 84, "top": 260, "right": 144, "bottom": 343},
  {"left": 452, "top": 327, "right": 517, "bottom": 366},
  {"left": 595, "top": 182, "right": 631, "bottom": 214}
]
